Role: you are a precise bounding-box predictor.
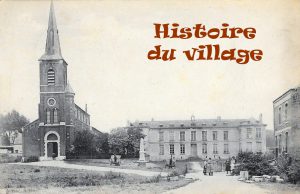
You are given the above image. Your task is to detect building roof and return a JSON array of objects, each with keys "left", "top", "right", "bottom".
[
  {"left": 273, "top": 87, "right": 299, "bottom": 103},
  {"left": 39, "top": 1, "right": 63, "bottom": 60},
  {"left": 130, "top": 117, "right": 265, "bottom": 129}
]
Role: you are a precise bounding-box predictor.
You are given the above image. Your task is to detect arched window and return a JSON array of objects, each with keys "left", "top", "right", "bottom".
[
  {"left": 47, "top": 133, "right": 58, "bottom": 141},
  {"left": 53, "top": 108, "right": 58, "bottom": 123},
  {"left": 46, "top": 109, "right": 51, "bottom": 124},
  {"left": 47, "top": 69, "right": 55, "bottom": 85}
]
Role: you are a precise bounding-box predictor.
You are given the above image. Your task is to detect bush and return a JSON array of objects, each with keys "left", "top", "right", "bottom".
[
  {"left": 168, "top": 170, "right": 180, "bottom": 177},
  {"left": 286, "top": 160, "right": 300, "bottom": 184},
  {"left": 25, "top": 156, "right": 39, "bottom": 162},
  {"left": 0, "top": 154, "right": 22, "bottom": 163},
  {"left": 34, "top": 169, "right": 40, "bottom": 173},
  {"left": 141, "top": 175, "right": 161, "bottom": 183},
  {"left": 235, "top": 152, "right": 277, "bottom": 176}
]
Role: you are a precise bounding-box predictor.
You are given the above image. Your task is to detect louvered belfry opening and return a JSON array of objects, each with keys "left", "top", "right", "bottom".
[{"left": 47, "top": 69, "right": 55, "bottom": 85}]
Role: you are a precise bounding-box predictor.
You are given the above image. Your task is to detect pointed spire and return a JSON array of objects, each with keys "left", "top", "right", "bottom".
[{"left": 40, "top": 1, "right": 63, "bottom": 60}]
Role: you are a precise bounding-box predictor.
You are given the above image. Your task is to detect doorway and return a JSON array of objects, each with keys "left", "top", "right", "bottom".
[
  {"left": 47, "top": 142, "right": 58, "bottom": 158},
  {"left": 191, "top": 144, "right": 197, "bottom": 157}
]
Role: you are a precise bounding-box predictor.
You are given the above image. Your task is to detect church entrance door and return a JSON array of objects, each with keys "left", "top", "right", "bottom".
[
  {"left": 47, "top": 142, "right": 58, "bottom": 158},
  {"left": 44, "top": 131, "right": 60, "bottom": 160}
]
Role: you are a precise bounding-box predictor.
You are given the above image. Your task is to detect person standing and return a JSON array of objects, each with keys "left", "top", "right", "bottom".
[
  {"left": 230, "top": 156, "right": 236, "bottom": 175},
  {"left": 203, "top": 159, "right": 207, "bottom": 175},
  {"left": 207, "top": 158, "right": 213, "bottom": 176},
  {"left": 225, "top": 159, "right": 231, "bottom": 174}
]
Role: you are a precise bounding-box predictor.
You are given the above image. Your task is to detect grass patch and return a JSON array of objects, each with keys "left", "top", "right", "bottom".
[{"left": 0, "top": 163, "right": 195, "bottom": 194}]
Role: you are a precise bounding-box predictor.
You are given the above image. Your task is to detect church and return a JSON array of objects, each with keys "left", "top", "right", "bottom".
[{"left": 22, "top": 2, "right": 95, "bottom": 161}]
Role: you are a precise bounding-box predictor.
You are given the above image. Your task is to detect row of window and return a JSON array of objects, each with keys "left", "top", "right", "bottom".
[
  {"left": 75, "top": 108, "right": 89, "bottom": 125},
  {"left": 159, "top": 143, "right": 230, "bottom": 155},
  {"left": 159, "top": 129, "right": 262, "bottom": 142},
  {"left": 156, "top": 122, "right": 229, "bottom": 128},
  {"left": 159, "top": 142, "right": 262, "bottom": 155},
  {"left": 46, "top": 109, "right": 59, "bottom": 124}
]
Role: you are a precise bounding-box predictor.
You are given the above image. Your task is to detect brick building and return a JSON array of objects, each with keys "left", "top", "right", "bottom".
[
  {"left": 22, "top": 2, "right": 96, "bottom": 161},
  {"left": 273, "top": 87, "right": 300, "bottom": 159},
  {"left": 130, "top": 115, "right": 267, "bottom": 161}
]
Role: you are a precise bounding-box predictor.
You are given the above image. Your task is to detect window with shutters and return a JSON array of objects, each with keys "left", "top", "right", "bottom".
[
  {"left": 159, "top": 145, "right": 164, "bottom": 155},
  {"left": 191, "top": 131, "right": 196, "bottom": 141},
  {"left": 202, "top": 131, "right": 207, "bottom": 141},
  {"left": 169, "top": 144, "right": 174, "bottom": 154},
  {"left": 180, "top": 144, "right": 185, "bottom": 154},
  {"left": 180, "top": 131, "right": 185, "bottom": 141}
]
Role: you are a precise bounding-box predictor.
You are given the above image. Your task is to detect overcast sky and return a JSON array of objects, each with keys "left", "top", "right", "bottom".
[{"left": 0, "top": 0, "right": 300, "bottom": 132}]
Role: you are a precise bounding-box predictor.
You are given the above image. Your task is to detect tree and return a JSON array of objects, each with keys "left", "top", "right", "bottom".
[
  {"left": 1, "top": 110, "right": 29, "bottom": 144},
  {"left": 108, "top": 127, "right": 145, "bottom": 158},
  {"left": 127, "top": 127, "right": 145, "bottom": 157},
  {"left": 71, "top": 130, "right": 96, "bottom": 157},
  {"left": 95, "top": 132, "right": 109, "bottom": 154},
  {"left": 108, "top": 128, "right": 128, "bottom": 155}
]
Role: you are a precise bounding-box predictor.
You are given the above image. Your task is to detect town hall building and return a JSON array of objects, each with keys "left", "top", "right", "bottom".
[
  {"left": 129, "top": 115, "right": 267, "bottom": 161},
  {"left": 22, "top": 2, "right": 94, "bottom": 161}
]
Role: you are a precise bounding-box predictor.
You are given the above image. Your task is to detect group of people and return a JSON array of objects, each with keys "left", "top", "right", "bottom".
[
  {"left": 225, "top": 157, "right": 236, "bottom": 175},
  {"left": 203, "top": 157, "right": 236, "bottom": 176}
]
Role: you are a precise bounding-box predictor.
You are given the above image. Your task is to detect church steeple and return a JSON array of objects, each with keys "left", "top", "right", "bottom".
[{"left": 40, "top": 1, "right": 63, "bottom": 60}]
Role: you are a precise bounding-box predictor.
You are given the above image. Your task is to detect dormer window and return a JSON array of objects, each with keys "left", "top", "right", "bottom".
[{"left": 47, "top": 69, "right": 55, "bottom": 85}]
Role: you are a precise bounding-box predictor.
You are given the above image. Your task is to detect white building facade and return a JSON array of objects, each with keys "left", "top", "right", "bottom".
[{"left": 130, "top": 116, "right": 267, "bottom": 161}]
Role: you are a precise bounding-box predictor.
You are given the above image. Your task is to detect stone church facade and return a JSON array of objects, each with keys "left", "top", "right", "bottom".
[
  {"left": 22, "top": 2, "right": 93, "bottom": 161},
  {"left": 130, "top": 115, "right": 267, "bottom": 161}
]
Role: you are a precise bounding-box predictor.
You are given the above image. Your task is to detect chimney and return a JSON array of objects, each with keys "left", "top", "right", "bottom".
[
  {"left": 85, "top": 104, "right": 88, "bottom": 113},
  {"left": 191, "top": 115, "right": 195, "bottom": 121},
  {"left": 259, "top": 113, "right": 263, "bottom": 123}
]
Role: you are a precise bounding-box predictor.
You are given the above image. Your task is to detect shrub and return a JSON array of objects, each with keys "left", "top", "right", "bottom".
[
  {"left": 34, "top": 169, "right": 40, "bottom": 173},
  {"left": 141, "top": 175, "right": 161, "bottom": 183},
  {"left": 104, "top": 171, "right": 122, "bottom": 179},
  {"left": 286, "top": 160, "right": 300, "bottom": 184},
  {"left": 168, "top": 170, "right": 180, "bottom": 177},
  {"left": 235, "top": 152, "right": 277, "bottom": 176},
  {"left": 25, "top": 156, "right": 39, "bottom": 162}
]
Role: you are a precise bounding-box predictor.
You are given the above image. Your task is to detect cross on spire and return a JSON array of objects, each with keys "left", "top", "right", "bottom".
[{"left": 40, "top": 1, "right": 63, "bottom": 60}]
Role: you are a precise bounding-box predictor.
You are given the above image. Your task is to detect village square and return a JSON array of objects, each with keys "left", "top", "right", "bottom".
[{"left": 0, "top": 1, "right": 300, "bottom": 194}]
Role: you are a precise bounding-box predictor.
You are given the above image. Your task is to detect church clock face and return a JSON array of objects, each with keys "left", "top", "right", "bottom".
[{"left": 47, "top": 98, "right": 56, "bottom": 106}]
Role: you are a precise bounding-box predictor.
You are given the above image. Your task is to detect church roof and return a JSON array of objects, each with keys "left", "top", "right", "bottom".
[{"left": 40, "top": 1, "right": 63, "bottom": 60}]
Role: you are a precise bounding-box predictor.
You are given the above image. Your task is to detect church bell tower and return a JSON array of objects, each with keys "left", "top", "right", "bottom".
[{"left": 38, "top": 1, "right": 74, "bottom": 160}]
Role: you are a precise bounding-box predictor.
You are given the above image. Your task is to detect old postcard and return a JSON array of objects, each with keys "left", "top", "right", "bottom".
[{"left": 0, "top": 0, "right": 299, "bottom": 193}]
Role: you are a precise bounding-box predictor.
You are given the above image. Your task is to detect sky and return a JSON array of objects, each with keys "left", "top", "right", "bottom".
[{"left": 0, "top": 0, "right": 300, "bottom": 132}]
